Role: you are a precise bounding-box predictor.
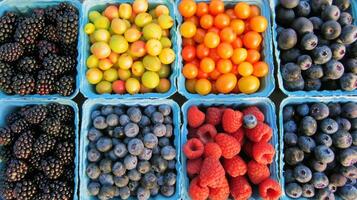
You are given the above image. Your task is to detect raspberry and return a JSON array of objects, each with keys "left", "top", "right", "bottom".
[
  {"left": 188, "top": 106, "right": 205, "bottom": 128},
  {"left": 223, "top": 155, "right": 247, "bottom": 177},
  {"left": 258, "top": 178, "right": 282, "bottom": 200},
  {"left": 199, "top": 157, "right": 225, "bottom": 187},
  {"left": 188, "top": 127, "right": 198, "bottom": 139},
  {"left": 243, "top": 140, "right": 253, "bottom": 157},
  {"left": 196, "top": 124, "right": 217, "bottom": 143},
  {"left": 207, "top": 175, "right": 228, "bottom": 188},
  {"left": 230, "top": 176, "right": 252, "bottom": 200},
  {"left": 231, "top": 128, "right": 245, "bottom": 145},
  {"left": 252, "top": 142, "right": 275, "bottom": 165},
  {"left": 245, "top": 122, "right": 273, "bottom": 142},
  {"left": 247, "top": 160, "right": 270, "bottom": 184},
  {"left": 204, "top": 142, "right": 222, "bottom": 159},
  {"left": 214, "top": 133, "right": 241, "bottom": 159},
  {"left": 189, "top": 177, "right": 209, "bottom": 200},
  {"left": 187, "top": 158, "right": 202, "bottom": 177},
  {"left": 205, "top": 107, "right": 224, "bottom": 126},
  {"left": 222, "top": 108, "right": 243, "bottom": 133},
  {"left": 209, "top": 185, "right": 230, "bottom": 200},
  {"left": 183, "top": 138, "right": 204, "bottom": 159},
  {"left": 243, "top": 106, "right": 265, "bottom": 122}
]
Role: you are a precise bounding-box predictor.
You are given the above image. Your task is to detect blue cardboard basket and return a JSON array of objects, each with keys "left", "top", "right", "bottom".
[
  {"left": 278, "top": 96, "right": 357, "bottom": 200},
  {"left": 270, "top": 0, "right": 357, "bottom": 97},
  {"left": 79, "top": 0, "right": 179, "bottom": 99},
  {"left": 0, "top": 0, "right": 82, "bottom": 99},
  {"left": 79, "top": 99, "right": 182, "bottom": 200},
  {"left": 0, "top": 98, "right": 80, "bottom": 200},
  {"left": 176, "top": 0, "right": 275, "bottom": 99},
  {"left": 180, "top": 98, "right": 279, "bottom": 200}
]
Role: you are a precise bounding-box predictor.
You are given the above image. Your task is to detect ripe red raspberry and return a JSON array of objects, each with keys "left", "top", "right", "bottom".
[
  {"left": 183, "top": 138, "right": 204, "bottom": 159},
  {"left": 222, "top": 108, "right": 243, "bottom": 133},
  {"left": 243, "top": 140, "right": 253, "bottom": 157},
  {"left": 188, "top": 127, "right": 198, "bottom": 139},
  {"left": 189, "top": 177, "right": 209, "bottom": 200},
  {"left": 252, "top": 142, "right": 275, "bottom": 165},
  {"left": 188, "top": 106, "right": 205, "bottom": 128},
  {"left": 187, "top": 158, "right": 202, "bottom": 177},
  {"left": 209, "top": 185, "right": 230, "bottom": 200},
  {"left": 259, "top": 178, "right": 282, "bottom": 200},
  {"left": 207, "top": 175, "right": 228, "bottom": 189},
  {"left": 231, "top": 128, "right": 245, "bottom": 145},
  {"left": 196, "top": 124, "right": 217, "bottom": 143},
  {"left": 247, "top": 160, "right": 270, "bottom": 184},
  {"left": 242, "top": 106, "right": 265, "bottom": 122},
  {"left": 230, "top": 176, "right": 252, "bottom": 200},
  {"left": 199, "top": 157, "right": 225, "bottom": 187},
  {"left": 204, "top": 142, "right": 222, "bottom": 159},
  {"left": 214, "top": 133, "right": 241, "bottom": 159},
  {"left": 205, "top": 107, "right": 224, "bottom": 126},
  {"left": 223, "top": 155, "right": 247, "bottom": 177},
  {"left": 245, "top": 122, "right": 272, "bottom": 142}
]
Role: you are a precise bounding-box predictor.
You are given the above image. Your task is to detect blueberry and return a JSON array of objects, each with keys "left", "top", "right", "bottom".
[
  {"left": 112, "top": 161, "right": 126, "bottom": 177},
  {"left": 99, "top": 159, "right": 112, "bottom": 174},
  {"left": 143, "top": 133, "right": 158, "bottom": 149},
  {"left": 139, "top": 148, "right": 153, "bottom": 161},
  {"left": 282, "top": 63, "right": 302, "bottom": 82},
  {"left": 316, "top": 188, "right": 335, "bottom": 200},
  {"left": 168, "top": 160, "right": 176, "bottom": 170},
  {"left": 328, "top": 102, "right": 341, "bottom": 117},
  {"left": 101, "top": 106, "right": 114, "bottom": 116},
  {"left": 165, "top": 124, "right": 173, "bottom": 138},
  {"left": 124, "top": 123, "right": 139, "bottom": 137},
  {"left": 99, "top": 173, "right": 114, "bottom": 186},
  {"left": 142, "top": 126, "right": 151, "bottom": 134},
  {"left": 301, "top": 32, "right": 318, "bottom": 50},
  {"left": 283, "top": 106, "right": 295, "bottom": 121},
  {"left": 151, "top": 156, "right": 168, "bottom": 173},
  {"left": 280, "top": 0, "right": 299, "bottom": 9},
  {"left": 285, "top": 147, "right": 304, "bottom": 165},
  {"left": 345, "top": 58, "right": 357, "bottom": 74},
  {"left": 106, "top": 114, "right": 119, "bottom": 127},
  {"left": 340, "top": 185, "right": 357, "bottom": 200},
  {"left": 311, "top": 0, "right": 332, "bottom": 13},
  {"left": 284, "top": 120, "right": 298, "bottom": 133},
  {"left": 310, "top": 16, "right": 323, "bottom": 31},
  {"left": 285, "top": 182, "right": 302, "bottom": 198},
  {"left": 284, "top": 76, "right": 305, "bottom": 91},
  {"left": 124, "top": 155, "right": 138, "bottom": 170},
  {"left": 88, "top": 181, "right": 101, "bottom": 196},
  {"left": 114, "top": 175, "right": 129, "bottom": 187},
  {"left": 113, "top": 106, "right": 124, "bottom": 115},
  {"left": 341, "top": 165, "right": 357, "bottom": 179},
  {"left": 164, "top": 116, "right": 173, "bottom": 124},
  {"left": 310, "top": 103, "right": 329, "bottom": 120},
  {"left": 98, "top": 186, "right": 116, "bottom": 200},
  {"left": 96, "top": 137, "right": 112, "bottom": 152},
  {"left": 312, "top": 45, "right": 332, "bottom": 65},
  {"left": 295, "top": 1, "right": 310, "bottom": 17},
  {"left": 342, "top": 102, "right": 357, "bottom": 119},
  {"left": 326, "top": 159, "right": 338, "bottom": 171},
  {"left": 339, "top": 12, "right": 353, "bottom": 26},
  {"left": 348, "top": 41, "right": 357, "bottom": 58},
  {"left": 88, "top": 128, "right": 103, "bottom": 142},
  {"left": 128, "top": 138, "right": 144, "bottom": 156},
  {"left": 119, "top": 114, "right": 130, "bottom": 126},
  {"left": 298, "top": 136, "right": 316, "bottom": 153},
  {"left": 292, "top": 17, "right": 314, "bottom": 35},
  {"left": 141, "top": 172, "right": 157, "bottom": 189},
  {"left": 137, "top": 187, "right": 150, "bottom": 200},
  {"left": 305, "top": 65, "right": 324, "bottom": 79},
  {"left": 126, "top": 107, "right": 142, "bottom": 123},
  {"left": 161, "top": 185, "right": 175, "bottom": 197},
  {"left": 340, "top": 73, "right": 357, "bottom": 91},
  {"left": 336, "top": 117, "right": 352, "bottom": 131},
  {"left": 153, "top": 123, "right": 166, "bottom": 137},
  {"left": 332, "top": 130, "right": 352, "bottom": 149},
  {"left": 305, "top": 79, "right": 321, "bottom": 91},
  {"left": 346, "top": 178, "right": 356, "bottom": 185},
  {"left": 325, "top": 61, "right": 345, "bottom": 81},
  {"left": 243, "top": 114, "right": 257, "bottom": 129},
  {"left": 339, "top": 148, "right": 357, "bottom": 167},
  {"left": 276, "top": 6, "right": 295, "bottom": 26},
  {"left": 351, "top": 119, "right": 357, "bottom": 130},
  {"left": 315, "top": 133, "right": 332, "bottom": 147},
  {"left": 300, "top": 116, "right": 317, "bottom": 136},
  {"left": 137, "top": 160, "right": 151, "bottom": 174},
  {"left": 138, "top": 115, "right": 151, "bottom": 128},
  {"left": 152, "top": 146, "right": 160, "bottom": 155},
  {"left": 352, "top": 131, "right": 357, "bottom": 145},
  {"left": 86, "top": 163, "right": 101, "bottom": 180},
  {"left": 159, "top": 137, "right": 170, "bottom": 147},
  {"left": 297, "top": 55, "right": 313, "bottom": 70},
  {"left": 330, "top": 173, "right": 347, "bottom": 187},
  {"left": 91, "top": 110, "right": 101, "bottom": 120},
  {"left": 284, "top": 132, "right": 298, "bottom": 146},
  {"left": 93, "top": 116, "right": 108, "bottom": 130},
  {"left": 310, "top": 160, "right": 327, "bottom": 172},
  {"left": 112, "top": 143, "right": 127, "bottom": 158},
  {"left": 312, "top": 172, "right": 329, "bottom": 189},
  {"left": 314, "top": 145, "right": 335, "bottom": 163},
  {"left": 112, "top": 126, "right": 125, "bottom": 139},
  {"left": 335, "top": 0, "right": 351, "bottom": 11},
  {"left": 164, "top": 172, "right": 176, "bottom": 186},
  {"left": 294, "top": 164, "right": 312, "bottom": 183},
  {"left": 322, "top": 5, "right": 340, "bottom": 20},
  {"left": 88, "top": 148, "right": 102, "bottom": 162},
  {"left": 157, "top": 175, "right": 164, "bottom": 186},
  {"left": 320, "top": 118, "right": 339, "bottom": 134},
  {"left": 152, "top": 112, "right": 164, "bottom": 124},
  {"left": 158, "top": 104, "right": 171, "bottom": 116},
  {"left": 338, "top": 25, "right": 357, "bottom": 45},
  {"left": 329, "top": 184, "right": 338, "bottom": 193},
  {"left": 278, "top": 28, "right": 298, "bottom": 50},
  {"left": 150, "top": 185, "right": 160, "bottom": 196},
  {"left": 285, "top": 169, "right": 295, "bottom": 183},
  {"left": 331, "top": 43, "right": 346, "bottom": 61},
  {"left": 302, "top": 183, "right": 315, "bottom": 198},
  {"left": 161, "top": 146, "right": 176, "bottom": 160},
  {"left": 127, "top": 169, "right": 141, "bottom": 182},
  {"left": 118, "top": 186, "right": 130, "bottom": 200}
]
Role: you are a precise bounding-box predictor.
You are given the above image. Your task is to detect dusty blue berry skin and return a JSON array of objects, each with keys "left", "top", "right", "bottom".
[
  {"left": 330, "top": 173, "right": 347, "bottom": 187},
  {"left": 243, "top": 114, "right": 258, "bottom": 129},
  {"left": 339, "top": 185, "right": 357, "bottom": 200},
  {"left": 96, "top": 137, "right": 113, "bottom": 152},
  {"left": 285, "top": 182, "right": 303, "bottom": 198},
  {"left": 101, "top": 105, "right": 114, "bottom": 116},
  {"left": 342, "top": 102, "right": 357, "bottom": 119},
  {"left": 91, "top": 110, "right": 101, "bottom": 120},
  {"left": 159, "top": 137, "right": 170, "bottom": 147},
  {"left": 315, "top": 133, "right": 333, "bottom": 147},
  {"left": 119, "top": 114, "right": 130, "bottom": 126},
  {"left": 139, "top": 115, "right": 151, "bottom": 128},
  {"left": 164, "top": 116, "right": 173, "bottom": 124},
  {"left": 164, "top": 172, "right": 177, "bottom": 186},
  {"left": 302, "top": 183, "right": 315, "bottom": 198},
  {"left": 128, "top": 169, "right": 142, "bottom": 181},
  {"left": 300, "top": 116, "right": 317, "bottom": 136},
  {"left": 151, "top": 156, "right": 168, "bottom": 173},
  {"left": 339, "top": 148, "right": 357, "bottom": 167},
  {"left": 284, "top": 169, "right": 295, "bottom": 183},
  {"left": 127, "top": 107, "right": 142, "bottom": 123},
  {"left": 127, "top": 138, "right": 144, "bottom": 156},
  {"left": 151, "top": 112, "right": 164, "bottom": 124},
  {"left": 106, "top": 114, "right": 119, "bottom": 127},
  {"left": 86, "top": 163, "right": 101, "bottom": 180},
  {"left": 341, "top": 165, "right": 357, "bottom": 179},
  {"left": 310, "top": 160, "right": 327, "bottom": 172},
  {"left": 113, "top": 126, "right": 125, "bottom": 139},
  {"left": 128, "top": 181, "right": 139, "bottom": 192},
  {"left": 336, "top": 117, "right": 352, "bottom": 131},
  {"left": 143, "top": 133, "right": 158, "bottom": 149},
  {"left": 113, "top": 142, "right": 127, "bottom": 158},
  {"left": 141, "top": 172, "right": 158, "bottom": 189},
  {"left": 168, "top": 160, "right": 176, "bottom": 170},
  {"left": 114, "top": 106, "right": 124, "bottom": 116},
  {"left": 284, "top": 120, "right": 298, "bottom": 133},
  {"left": 161, "top": 146, "right": 176, "bottom": 161},
  {"left": 114, "top": 175, "right": 129, "bottom": 187},
  {"left": 87, "top": 148, "right": 102, "bottom": 162},
  {"left": 298, "top": 136, "right": 316, "bottom": 153},
  {"left": 297, "top": 104, "right": 310, "bottom": 116},
  {"left": 316, "top": 188, "right": 335, "bottom": 200},
  {"left": 119, "top": 186, "right": 130, "bottom": 200},
  {"left": 159, "top": 105, "right": 171, "bottom": 116},
  {"left": 352, "top": 131, "right": 357, "bottom": 145},
  {"left": 283, "top": 106, "right": 295, "bottom": 122},
  {"left": 294, "top": 164, "right": 312, "bottom": 183},
  {"left": 99, "top": 173, "right": 114, "bottom": 186},
  {"left": 98, "top": 186, "right": 116, "bottom": 199},
  {"left": 320, "top": 118, "right": 339, "bottom": 134},
  {"left": 150, "top": 185, "right": 160, "bottom": 196},
  {"left": 93, "top": 116, "right": 108, "bottom": 130},
  {"left": 332, "top": 130, "right": 352, "bottom": 149},
  {"left": 124, "top": 122, "right": 139, "bottom": 137},
  {"left": 144, "top": 105, "right": 156, "bottom": 117},
  {"left": 112, "top": 161, "right": 126, "bottom": 177},
  {"left": 328, "top": 102, "right": 341, "bottom": 117},
  {"left": 310, "top": 103, "right": 330, "bottom": 120},
  {"left": 160, "top": 185, "right": 175, "bottom": 197},
  {"left": 152, "top": 146, "right": 160, "bottom": 155},
  {"left": 137, "top": 161, "right": 151, "bottom": 174},
  {"left": 165, "top": 124, "right": 173, "bottom": 137},
  {"left": 99, "top": 158, "right": 112, "bottom": 174},
  {"left": 138, "top": 148, "right": 153, "bottom": 161},
  {"left": 284, "top": 132, "right": 298, "bottom": 146},
  {"left": 153, "top": 123, "right": 166, "bottom": 137},
  {"left": 137, "top": 187, "right": 150, "bottom": 200},
  {"left": 88, "top": 128, "right": 103, "bottom": 142},
  {"left": 124, "top": 155, "right": 138, "bottom": 170},
  {"left": 88, "top": 182, "right": 101, "bottom": 196},
  {"left": 142, "top": 126, "right": 151, "bottom": 134},
  {"left": 312, "top": 172, "right": 329, "bottom": 189},
  {"left": 285, "top": 147, "right": 304, "bottom": 165},
  {"left": 314, "top": 145, "right": 335, "bottom": 163}
]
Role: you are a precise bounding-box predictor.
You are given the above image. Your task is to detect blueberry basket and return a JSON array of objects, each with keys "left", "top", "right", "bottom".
[
  {"left": 180, "top": 98, "right": 279, "bottom": 200},
  {"left": 278, "top": 96, "right": 357, "bottom": 200},
  {"left": 176, "top": 0, "right": 275, "bottom": 99},
  {"left": 79, "top": 0, "right": 179, "bottom": 99},
  {"left": 0, "top": 98, "right": 79, "bottom": 200},
  {"left": 79, "top": 99, "right": 182, "bottom": 200},
  {"left": 0, "top": 0, "right": 82, "bottom": 99},
  {"left": 270, "top": 0, "right": 357, "bottom": 97}
]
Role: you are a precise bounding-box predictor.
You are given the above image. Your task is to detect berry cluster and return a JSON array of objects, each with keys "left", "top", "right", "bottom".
[
  {"left": 0, "top": 103, "right": 75, "bottom": 200},
  {"left": 283, "top": 101, "right": 357, "bottom": 199},
  {"left": 86, "top": 104, "right": 177, "bottom": 199},
  {"left": 184, "top": 105, "right": 282, "bottom": 200},
  {"left": 0, "top": 3, "right": 78, "bottom": 96},
  {"left": 276, "top": 0, "right": 357, "bottom": 92}
]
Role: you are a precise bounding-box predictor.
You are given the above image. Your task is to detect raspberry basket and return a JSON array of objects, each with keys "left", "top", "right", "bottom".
[{"left": 180, "top": 98, "right": 279, "bottom": 199}]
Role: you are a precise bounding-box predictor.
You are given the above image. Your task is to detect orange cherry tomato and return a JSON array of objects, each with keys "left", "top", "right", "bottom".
[
  {"left": 183, "top": 63, "right": 198, "bottom": 79},
  {"left": 209, "top": 48, "right": 221, "bottom": 62},
  {"left": 209, "top": 0, "right": 224, "bottom": 16},
  {"left": 217, "top": 59, "right": 233, "bottom": 73},
  {"left": 204, "top": 32, "right": 220, "bottom": 48},
  {"left": 183, "top": 38, "right": 195, "bottom": 46},
  {"left": 208, "top": 27, "right": 220, "bottom": 34},
  {"left": 226, "top": 8, "right": 237, "bottom": 19},
  {"left": 234, "top": 2, "right": 250, "bottom": 19},
  {"left": 195, "top": 78, "right": 211, "bottom": 95},
  {"left": 194, "top": 28, "right": 206, "bottom": 44},
  {"left": 179, "top": 0, "right": 197, "bottom": 18},
  {"left": 196, "top": 44, "right": 210, "bottom": 59},
  {"left": 244, "top": 21, "right": 251, "bottom": 33},
  {"left": 180, "top": 21, "right": 197, "bottom": 38},
  {"left": 214, "top": 13, "right": 230, "bottom": 29},
  {"left": 215, "top": 73, "right": 237, "bottom": 93},
  {"left": 246, "top": 49, "right": 261, "bottom": 64},
  {"left": 238, "top": 61, "right": 253, "bottom": 76},
  {"left": 231, "top": 48, "right": 247, "bottom": 64},
  {"left": 238, "top": 75, "right": 260, "bottom": 94},
  {"left": 230, "top": 19, "right": 245, "bottom": 35},
  {"left": 200, "top": 14, "right": 214, "bottom": 29},
  {"left": 209, "top": 69, "right": 221, "bottom": 80},
  {"left": 197, "top": 69, "right": 209, "bottom": 79},
  {"left": 188, "top": 59, "right": 200, "bottom": 67},
  {"left": 220, "top": 27, "right": 236, "bottom": 43},
  {"left": 200, "top": 57, "right": 215, "bottom": 73},
  {"left": 253, "top": 61, "right": 269, "bottom": 77},
  {"left": 196, "top": 2, "right": 209, "bottom": 17},
  {"left": 185, "top": 16, "right": 199, "bottom": 26},
  {"left": 231, "top": 37, "right": 243, "bottom": 48},
  {"left": 182, "top": 45, "right": 196, "bottom": 62},
  {"left": 185, "top": 79, "right": 197, "bottom": 93},
  {"left": 250, "top": 5, "right": 261, "bottom": 18},
  {"left": 230, "top": 64, "right": 239, "bottom": 75},
  {"left": 250, "top": 16, "right": 268, "bottom": 33},
  {"left": 243, "top": 31, "right": 262, "bottom": 49},
  {"left": 217, "top": 43, "right": 233, "bottom": 59}
]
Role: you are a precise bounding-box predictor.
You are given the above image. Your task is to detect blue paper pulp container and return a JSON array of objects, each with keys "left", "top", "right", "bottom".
[
  {"left": 270, "top": 0, "right": 357, "bottom": 97},
  {"left": 180, "top": 98, "right": 279, "bottom": 200},
  {"left": 80, "top": 0, "right": 179, "bottom": 99},
  {"left": 79, "top": 99, "right": 182, "bottom": 200},
  {"left": 0, "top": 98, "right": 79, "bottom": 200},
  {"left": 279, "top": 96, "right": 357, "bottom": 200},
  {"left": 0, "top": 0, "right": 82, "bottom": 99},
  {"left": 176, "top": 0, "right": 275, "bottom": 99}
]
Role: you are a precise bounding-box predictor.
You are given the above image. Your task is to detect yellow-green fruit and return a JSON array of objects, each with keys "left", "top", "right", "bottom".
[
  {"left": 111, "top": 18, "right": 127, "bottom": 35},
  {"left": 109, "top": 35, "right": 128, "bottom": 54},
  {"left": 98, "top": 59, "right": 113, "bottom": 71},
  {"left": 143, "top": 55, "right": 161, "bottom": 72},
  {"left": 158, "top": 14, "right": 174, "bottom": 29},
  {"left": 142, "top": 71, "right": 160, "bottom": 89},
  {"left": 158, "top": 64, "right": 171, "bottom": 78},
  {"left": 86, "top": 68, "right": 103, "bottom": 84},
  {"left": 131, "top": 61, "right": 145, "bottom": 77},
  {"left": 119, "top": 3, "right": 132, "bottom": 19},
  {"left": 156, "top": 78, "right": 171, "bottom": 93},
  {"left": 135, "top": 13, "right": 152, "bottom": 27},
  {"left": 89, "top": 11, "right": 101, "bottom": 22},
  {"left": 125, "top": 78, "right": 140, "bottom": 94},
  {"left": 87, "top": 55, "right": 99, "bottom": 68},
  {"left": 124, "top": 28, "right": 141, "bottom": 42},
  {"left": 149, "top": 9, "right": 157, "bottom": 18},
  {"left": 160, "top": 37, "right": 171, "bottom": 48},
  {"left": 143, "top": 23, "right": 162, "bottom": 40},
  {"left": 123, "top": 19, "right": 131, "bottom": 28},
  {"left": 85, "top": 23, "right": 95, "bottom": 34},
  {"left": 90, "top": 42, "right": 111, "bottom": 59},
  {"left": 118, "top": 69, "right": 131, "bottom": 81},
  {"left": 118, "top": 53, "right": 133, "bottom": 70},
  {"left": 145, "top": 39, "right": 162, "bottom": 56},
  {"left": 96, "top": 81, "right": 112, "bottom": 94},
  {"left": 103, "top": 68, "right": 118, "bottom": 82},
  {"left": 93, "top": 16, "right": 110, "bottom": 29},
  {"left": 159, "top": 48, "right": 175, "bottom": 64},
  {"left": 93, "top": 29, "right": 111, "bottom": 42}
]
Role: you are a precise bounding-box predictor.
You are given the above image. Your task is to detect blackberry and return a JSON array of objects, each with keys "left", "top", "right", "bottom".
[
  {"left": 0, "top": 181, "right": 15, "bottom": 200},
  {"left": 59, "top": 125, "right": 74, "bottom": 141},
  {"left": 0, "top": 147, "right": 12, "bottom": 162},
  {"left": 62, "top": 166, "right": 74, "bottom": 183},
  {"left": 11, "top": 74, "right": 35, "bottom": 95},
  {"left": 56, "top": 11, "right": 78, "bottom": 45},
  {"left": 35, "top": 70, "right": 55, "bottom": 95},
  {"left": 10, "top": 118, "right": 29, "bottom": 134},
  {"left": 0, "top": 12, "right": 17, "bottom": 43},
  {"left": 55, "top": 142, "right": 74, "bottom": 165},
  {"left": 34, "top": 193, "right": 51, "bottom": 200},
  {"left": 40, "top": 118, "right": 61, "bottom": 137},
  {"left": 33, "top": 134, "right": 56, "bottom": 156},
  {"left": 13, "top": 180, "right": 37, "bottom": 200},
  {"left": 42, "top": 54, "right": 66, "bottom": 76},
  {"left": 0, "top": 43, "right": 23, "bottom": 62},
  {"left": 55, "top": 75, "right": 75, "bottom": 96},
  {"left": 14, "top": 13, "right": 44, "bottom": 45},
  {"left": 0, "top": 127, "right": 13, "bottom": 146},
  {"left": 33, "top": 173, "right": 50, "bottom": 193},
  {"left": 6, "top": 112, "right": 21, "bottom": 125},
  {"left": 17, "top": 56, "right": 40, "bottom": 73},
  {"left": 0, "top": 61, "right": 14, "bottom": 94},
  {"left": 13, "top": 131, "right": 34, "bottom": 159},
  {"left": 44, "top": 3, "right": 76, "bottom": 23},
  {"left": 37, "top": 40, "right": 58, "bottom": 60},
  {"left": 62, "top": 56, "right": 76, "bottom": 72},
  {"left": 48, "top": 181, "right": 73, "bottom": 199},
  {"left": 23, "top": 43, "right": 37, "bottom": 56},
  {"left": 47, "top": 103, "right": 73, "bottom": 123},
  {"left": 23, "top": 105, "right": 48, "bottom": 124},
  {"left": 41, "top": 157, "right": 64, "bottom": 179},
  {"left": 42, "top": 25, "right": 59, "bottom": 42},
  {"left": 5, "top": 159, "right": 28, "bottom": 182},
  {"left": 28, "top": 153, "right": 42, "bottom": 171},
  {"left": 59, "top": 42, "right": 77, "bottom": 57}
]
